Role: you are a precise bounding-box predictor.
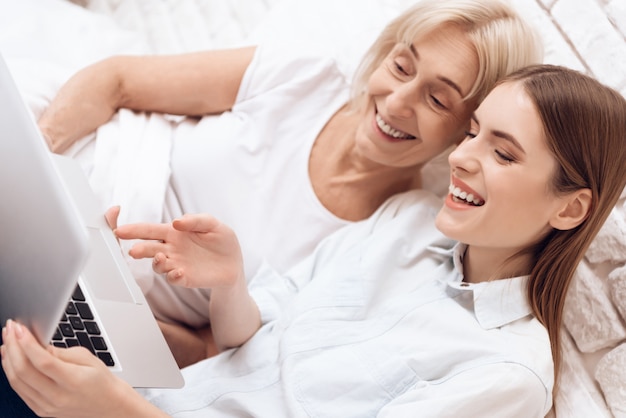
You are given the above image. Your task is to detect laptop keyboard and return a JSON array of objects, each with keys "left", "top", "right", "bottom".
[{"left": 51, "top": 284, "right": 115, "bottom": 367}]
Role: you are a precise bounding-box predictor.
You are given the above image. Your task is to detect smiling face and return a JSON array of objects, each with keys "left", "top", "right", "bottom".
[
  {"left": 435, "top": 81, "right": 575, "bottom": 278},
  {"left": 354, "top": 26, "right": 479, "bottom": 168}
]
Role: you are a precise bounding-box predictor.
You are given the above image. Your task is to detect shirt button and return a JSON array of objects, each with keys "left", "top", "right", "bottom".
[{"left": 459, "top": 282, "right": 470, "bottom": 287}]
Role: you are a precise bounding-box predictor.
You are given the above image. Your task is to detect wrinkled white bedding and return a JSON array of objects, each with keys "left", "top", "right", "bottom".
[{"left": 1, "top": 0, "right": 624, "bottom": 417}]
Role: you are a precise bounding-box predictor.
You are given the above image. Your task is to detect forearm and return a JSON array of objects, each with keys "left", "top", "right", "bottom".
[
  {"left": 38, "top": 57, "right": 122, "bottom": 154},
  {"left": 208, "top": 278, "right": 261, "bottom": 351},
  {"left": 112, "top": 383, "right": 171, "bottom": 418},
  {"left": 38, "top": 47, "right": 256, "bottom": 154}
]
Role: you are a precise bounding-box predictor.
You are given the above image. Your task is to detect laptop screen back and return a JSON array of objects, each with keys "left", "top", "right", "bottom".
[{"left": 0, "top": 54, "right": 89, "bottom": 344}]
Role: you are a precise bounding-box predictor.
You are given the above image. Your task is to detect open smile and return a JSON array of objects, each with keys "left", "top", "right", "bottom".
[
  {"left": 375, "top": 112, "right": 416, "bottom": 140},
  {"left": 448, "top": 182, "right": 485, "bottom": 206}
]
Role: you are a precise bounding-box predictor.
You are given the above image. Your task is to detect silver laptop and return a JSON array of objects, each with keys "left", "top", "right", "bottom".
[{"left": 0, "top": 53, "right": 184, "bottom": 389}]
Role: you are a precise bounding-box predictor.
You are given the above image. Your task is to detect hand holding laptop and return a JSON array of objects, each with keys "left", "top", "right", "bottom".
[
  {"left": 1, "top": 319, "right": 168, "bottom": 418},
  {"left": 2, "top": 210, "right": 264, "bottom": 417}
]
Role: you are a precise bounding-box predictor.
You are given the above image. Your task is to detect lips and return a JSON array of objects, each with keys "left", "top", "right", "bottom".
[
  {"left": 448, "top": 178, "right": 485, "bottom": 206},
  {"left": 375, "top": 112, "right": 416, "bottom": 140}
]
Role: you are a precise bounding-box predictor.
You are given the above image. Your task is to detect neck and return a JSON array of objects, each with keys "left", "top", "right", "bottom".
[
  {"left": 462, "top": 245, "right": 533, "bottom": 283},
  {"left": 309, "top": 105, "right": 423, "bottom": 221},
  {"left": 320, "top": 105, "right": 423, "bottom": 186}
]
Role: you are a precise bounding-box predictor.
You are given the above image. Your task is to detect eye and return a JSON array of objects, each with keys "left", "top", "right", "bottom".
[
  {"left": 394, "top": 61, "right": 408, "bottom": 76},
  {"left": 495, "top": 150, "right": 515, "bottom": 164},
  {"left": 464, "top": 130, "right": 477, "bottom": 139},
  {"left": 389, "top": 46, "right": 414, "bottom": 78},
  {"left": 430, "top": 95, "right": 447, "bottom": 109}
]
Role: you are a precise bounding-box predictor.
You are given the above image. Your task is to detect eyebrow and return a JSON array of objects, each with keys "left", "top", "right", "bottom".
[
  {"left": 410, "top": 44, "right": 465, "bottom": 97},
  {"left": 471, "top": 115, "right": 527, "bottom": 154}
]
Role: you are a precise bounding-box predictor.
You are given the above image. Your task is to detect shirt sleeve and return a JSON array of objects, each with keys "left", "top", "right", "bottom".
[
  {"left": 247, "top": 257, "right": 317, "bottom": 325},
  {"left": 377, "top": 362, "right": 552, "bottom": 418},
  {"left": 235, "top": 42, "right": 343, "bottom": 105}
]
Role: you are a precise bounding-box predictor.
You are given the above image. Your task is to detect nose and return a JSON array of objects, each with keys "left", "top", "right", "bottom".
[
  {"left": 448, "top": 136, "right": 481, "bottom": 174},
  {"left": 385, "top": 82, "right": 416, "bottom": 120}
]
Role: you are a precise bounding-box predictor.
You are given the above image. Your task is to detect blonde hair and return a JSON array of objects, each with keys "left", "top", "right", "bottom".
[{"left": 351, "top": 0, "right": 542, "bottom": 105}]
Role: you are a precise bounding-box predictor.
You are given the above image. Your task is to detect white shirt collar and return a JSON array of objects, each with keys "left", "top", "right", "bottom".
[{"left": 437, "top": 243, "right": 534, "bottom": 330}]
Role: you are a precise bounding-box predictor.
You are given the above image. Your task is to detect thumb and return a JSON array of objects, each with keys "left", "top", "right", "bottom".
[
  {"left": 48, "top": 345, "right": 99, "bottom": 366},
  {"left": 104, "top": 206, "right": 121, "bottom": 230}
]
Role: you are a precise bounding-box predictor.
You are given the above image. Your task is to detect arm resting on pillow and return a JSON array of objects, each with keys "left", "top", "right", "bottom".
[{"left": 38, "top": 46, "right": 256, "bottom": 153}]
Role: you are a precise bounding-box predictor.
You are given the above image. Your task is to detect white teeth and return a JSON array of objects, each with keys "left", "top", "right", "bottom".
[
  {"left": 376, "top": 113, "right": 412, "bottom": 139},
  {"left": 448, "top": 184, "right": 483, "bottom": 206}
]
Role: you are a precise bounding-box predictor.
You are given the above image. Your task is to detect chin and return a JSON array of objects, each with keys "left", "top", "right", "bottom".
[
  {"left": 434, "top": 212, "right": 462, "bottom": 242},
  {"left": 434, "top": 212, "right": 448, "bottom": 235},
  {"left": 355, "top": 134, "right": 383, "bottom": 163}
]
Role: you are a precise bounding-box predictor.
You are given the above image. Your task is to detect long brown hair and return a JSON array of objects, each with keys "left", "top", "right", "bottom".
[{"left": 504, "top": 65, "right": 626, "bottom": 392}]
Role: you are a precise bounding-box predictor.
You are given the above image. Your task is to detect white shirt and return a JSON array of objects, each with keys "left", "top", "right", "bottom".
[
  {"left": 141, "top": 190, "right": 554, "bottom": 417},
  {"left": 167, "top": 43, "right": 351, "bottom": 276},
  {"left": 146, "top": 43, "right": 352, "bottom": 325}
]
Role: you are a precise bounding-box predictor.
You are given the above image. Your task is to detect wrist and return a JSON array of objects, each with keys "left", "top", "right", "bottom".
[
  {"left": 110, "top": 381, "right": 169, "bottom": 418},
  {"left": 209, "top": 270, "right": 247, "bottom": 305},
  {"left": 208, "top": 275, "right": 261, "bottom": 350}
]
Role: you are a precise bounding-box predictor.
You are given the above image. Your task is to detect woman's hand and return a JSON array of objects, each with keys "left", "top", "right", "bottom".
[
  {"left": 115, "top": 213, "right": 245, "bottom": 290},
  {"left": 1, "top": 320, "right": 164, "bottom": 418},
  {"left": 104, "top": 205, "right": 121, "bottom": 230},
  {"left": 116, "top": 214, "right": 261, "bottom": 350}
]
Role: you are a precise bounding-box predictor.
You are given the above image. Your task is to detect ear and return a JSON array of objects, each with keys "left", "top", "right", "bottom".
[{"left": 549, "top": 188, "right": 592, "bottom": 231}]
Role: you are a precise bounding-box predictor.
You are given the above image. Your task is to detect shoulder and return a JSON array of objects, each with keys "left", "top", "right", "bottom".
[
  {"left": 470, "top": 316, "right": 554, "bottom": 414},
  {"left": 371, "top": 189, "right": 443, "bottom": 225},
  {"left": 237, "top": 43, "right": 347, "bottom": 102},
  {"left": 313, "top": 189, "right": 449, "bottom": 257},
  {"left": 455, "top": 361, "right": 552, "bottom": 416},
  {"left": 502, "top": 316, "right": 554, "bottom": 388},
  {"left": 381, "top": 359, "right": 552, "bottom": 417},
  {"left": 360, "top": 189, "right": 452, "bottom": 249}
]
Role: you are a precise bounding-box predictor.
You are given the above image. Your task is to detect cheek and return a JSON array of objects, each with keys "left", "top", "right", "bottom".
[
  {"left": 446, "top": 120, "right": 471, "bottom": 144},
  {"left": 421, "top": 106, "right": 474, "bottom": 146},
  {"left": 442, "top": 104, "right": 476, "bottom": 143},
  {"left": 419, "top": 118, "right": 466, "bottom": 151},
  {"left": 366, "top": 68, "right": 389, "bottom": 96},
  {"left": 492, "top": 185, "right": 555, "bottom": 236}
]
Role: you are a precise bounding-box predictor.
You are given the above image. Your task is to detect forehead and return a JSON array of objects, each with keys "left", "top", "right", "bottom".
[
  {"left": 478, "top": 83, "right": 536, "bottom": 124},
  {"left": 410, "top": 27, "right": 478, "bottom": 98},
  {"left": 477, "top": 82, "right": 548, "bottom": 153}
]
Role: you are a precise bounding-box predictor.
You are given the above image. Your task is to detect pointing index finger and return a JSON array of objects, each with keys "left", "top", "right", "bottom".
[{"left": 114, "top": 223, "right": 169, "bottom": 241}]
